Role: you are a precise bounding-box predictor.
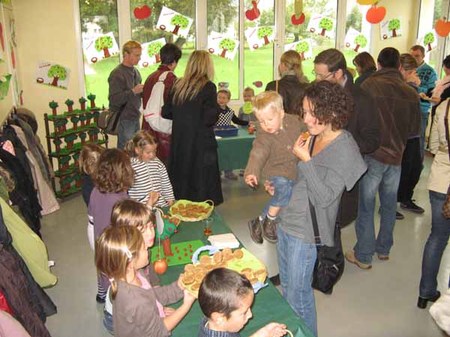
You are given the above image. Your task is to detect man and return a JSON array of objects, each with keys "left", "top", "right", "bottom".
[
  {"left": 142, "top": 43, "right": 182, "bottom": 165},
  {"left": 313, "top": 48, "right": 380, "bottom": 227},
  {"left": 410, "top": 45, "right": 437, "bottom": 157},
  {"left": 108, "top": 40, "right": 144, "bottom": 149},
  {"left": 346, "top": 48, "right": 421, "bottom": 269}
]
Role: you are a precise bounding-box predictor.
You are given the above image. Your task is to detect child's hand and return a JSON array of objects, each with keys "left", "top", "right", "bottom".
[
  {"left": 163, "top": 306, "right": 176, "bottom": 316},
  {"left": 292, "top": 134, "right": 311, "bottom": 162},
  {"left": 167, "top": 199, "right": 175, "bottom": 206},
  {"left": 263, "top": 180, "right": 275, "bottom": 196},
  {"left": 183, "top": 289, "right": 196, "bottom": 306},
  {"left": 146, "top": 191, "right": 161, "bottom": 208},
  {"left": 245, "top": 174, "right": 258, "bottom": 188},
  {"left": 253, "top": 322, "right": 287, "bottom": 337},
  {"left": 177, "top": 274, "right": 186, "bottom": 290}
]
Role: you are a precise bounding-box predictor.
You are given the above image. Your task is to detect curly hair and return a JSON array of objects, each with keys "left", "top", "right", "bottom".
[
  {"left": 94, "top": 149, "right": 134, "bottom": 193},
  {"left": 302, "top": 81, "right": 352, "bottom": 131}
]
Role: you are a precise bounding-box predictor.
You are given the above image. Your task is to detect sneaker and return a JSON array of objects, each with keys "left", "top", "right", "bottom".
[
  {"left": 96, "top": 294, "right": 106, "bottom": 304},
  {"left": 224, "top": 171, "right": 238, "bottom": 180},
  {"left": 345, "top": 250, "right": 372, "bottom": 270},
  {"left": 396, "top": 211, "right": 405, "bottom": 220},
  {"left": 248, "top": 218, "right": 263, "bottom": 244},
  {"left": 400, "top": 200, "right": 425, "bottom": 214},
  {"left": 377, "top": 254, "right": 389, "bottom": 261},
  {"left": 262, "top": 217, "right": 278, "bottom": 243}
]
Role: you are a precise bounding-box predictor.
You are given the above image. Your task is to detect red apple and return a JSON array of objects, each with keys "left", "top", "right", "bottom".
[
  {"left": 253, "top": 81, "right": 263, "bottom": 88},
  {"left": 245, "top": 1, "right": 260, "bottom": 21},
  {"left": 154, "top": 258, "right": 168, "bottom": 275},
  {"left": 291, "top": 13, "right": 305, "bottom": 25},
  {"left": 134, "top": 5, "right": 151, "bottom": 20},
  {"left": 366, "top": 5, "right": 386, "bottom": 24},
  {"left": 435, "top": 19, "right": 450, "bottom": 37}
]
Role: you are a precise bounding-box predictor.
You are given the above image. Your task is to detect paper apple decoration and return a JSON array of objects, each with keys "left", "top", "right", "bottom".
[
  {"left": 253, "top": 81, "right": 263, "bottom": 88},
  {"left": 291, "top": 13, "right": 305, "bottom": 25},
  {"left": 366, "top": 5, "right": 386, "bottom": 24},
  {"left": 154, "top": 258, "right": 168, "bottom": 275},
  {"left": 245, "top": 1, "right": 260, "bottom": 21},
  {"left": 357, "top": 0, "right": 378, "bottom": 4},
  {"left": 435, "top": 18, "right": 450, "bottom": 37},
  {"left": 134, "top": 5, "right": 151, "bottom": 20}
]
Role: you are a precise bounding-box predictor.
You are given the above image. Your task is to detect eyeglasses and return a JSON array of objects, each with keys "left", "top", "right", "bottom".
[{"left": 311, "top": 70, "right": 335, "bottom": 80}]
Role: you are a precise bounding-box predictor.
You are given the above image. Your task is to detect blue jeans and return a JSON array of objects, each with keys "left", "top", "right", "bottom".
[
  {"left": 354, "top": 156, "right": 401, "bottom": 264},
  {"left": 117, "top": 118, "right": 140, "bottom": 149},
  {"left": 277, "top": 227, "right": 317, "bottom": 336},
  {"left": 419, "top": 112, "right": 429, "bottom": 159},
  {"left": 261, "top": 176, "right": 294, "bottom": 218},
  {"left": 419, "top": 191, "right": 450, "bottom": 298},
  {"left": 103, "top": 309, "right": 114, "bottom": 335}
]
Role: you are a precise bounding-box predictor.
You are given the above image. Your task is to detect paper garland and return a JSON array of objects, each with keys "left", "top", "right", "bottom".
[
  {"left": 139, "top": 38, "right": 166, "bottom": 68},
  {"left": 345, "top": 28, "right": 369, "bottom": 53},
  {"left": 284, "top": 39, "right": 313, "bottom": 60},
  {"left": 156, "top": 6, "right": 193, "bottom": 38},
  {"left": 245, "top": 26, "right": 275, "bottom": 50},
  {"left": 208, "top": 32, "right": 239, "bottom": 61},
  {"left": 307, "top": 15, "right": 335, "bottom": 38},
  {"left": 380, "top": 17, "right": 402, "bottom": 40},
  {"left": 35, "top": 61, "right": 70, "bottom": 90},
  {"left": 418, "top": 31, "right": 438, "bottom": 53}
]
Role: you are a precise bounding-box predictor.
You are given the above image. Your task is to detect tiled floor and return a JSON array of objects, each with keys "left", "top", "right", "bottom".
[{"left": 42, "top": 154, "right": 449, "bottom": 337}]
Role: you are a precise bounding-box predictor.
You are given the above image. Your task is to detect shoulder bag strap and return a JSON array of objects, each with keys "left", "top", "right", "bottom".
[
  {"left": 307, "top": 136, "right": 321, "bottom": 245},
  {"left": 275, "top": 80, "right": 279, "bottom": 93}
]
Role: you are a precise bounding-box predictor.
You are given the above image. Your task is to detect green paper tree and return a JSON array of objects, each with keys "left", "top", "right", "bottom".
[
  {"left": 49, "top": 100, "right": 58, "bottom": 115},
  {"left": 147, "top": 41, "right": 163, "bottom": 63},
  {"left": 65, "top": 99, "right": 74, "bottom": 113},
  {"left": 95, "top": 35, "right": 113, "bottom": 58},
  {"left": 171, "top": 14, "right": 189, "bottom": 35},
  {"left": 54, "top": 118, "right": 67, "bottom": 134},
  {"left": 79, "top": 114, "right": 88, "bottom": 127},
  {"left": 85, "top": 111, "right": 93, "bottom": 125},
  {"left": 218, "top": 38, "right": 236, "bottom": 58},
  {"left": 64, "top": 133, "right": 78, "bottom": 149},
  {"left": 319, "top": 17, "right": 333, "bottom": 36},
  {"left": 156, "top": 217, "right": 179, "bottom": 256},
  {"left": 48, "top": 65, "right": 67, "bottom": 87},
  {"left": 79, "top": 97, "right": 87, "bottom": 110},
  {"left": 424, "top": 32, "right": 435, "bottom": 52},
  {"left": 53, "top": 137, "right": 63, "bottom": 152},
  {"left": 72, "top": 152, "right": 81, "bottom": 168},
  {"left": 295, "top": 41, "right": 309, "bottom": 60},
  {"left": 87, "top": 93, "right": 96, "bottom": 109},
  {"left": 353, "top": 34, "right": 367, "bottom": 53},
  {"left": 88, "top": 128, "right": 99, "bottom": 142},
  {"left": 257, "top": 27, "right": 273, "bottom": 45},
  {"left": 70, "top": 116, "right": 79, "bottom": 130},
  {"left": 388, "top": 19, "right": 400, "bottom": 38},
  {"left": 59, "top": 155, "right": 71, "bottom": 171},
  {"left": 60, "top": 175, "right": 72, "bottom": 193},
  {"left": 79, "top": 132, "right": 87, "bottom": 144}
]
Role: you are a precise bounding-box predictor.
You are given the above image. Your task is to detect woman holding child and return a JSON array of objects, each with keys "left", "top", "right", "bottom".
[{"left": 269, "top": 81, "right": 366, "bottom": 336}]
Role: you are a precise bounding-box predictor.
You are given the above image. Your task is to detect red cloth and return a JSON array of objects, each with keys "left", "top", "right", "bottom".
[{"left": 0, "top": 291, "right": 13, "bottom": 315}]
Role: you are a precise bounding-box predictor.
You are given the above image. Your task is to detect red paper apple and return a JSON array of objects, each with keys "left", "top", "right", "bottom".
[
  {"left": 291, "top": 13, "right": 305, "bottom": 25},
  {"left": 366, "top": 5, "right": 386, "bottom": 24},
  {"left": 134, "top": 5, "right": 151, "bottom": 20},
  {"left": 154, "top": 258, "right": 168, "bottom": 275},
  {"left": 435, "top": 18, "right": 450, "bottom": 37},
  {"left": 253, "top": 81, "right": 263, "bottom": 88},
  {"left": 245, "top": 1, "right": 260, "bottom": 21}
]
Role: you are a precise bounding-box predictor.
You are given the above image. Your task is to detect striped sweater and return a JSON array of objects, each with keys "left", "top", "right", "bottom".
[{"left": 128, "top": 157, "right": 175, "bottom": 207}]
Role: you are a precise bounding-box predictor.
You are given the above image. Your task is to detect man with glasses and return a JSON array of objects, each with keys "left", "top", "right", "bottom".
[{"left": 312, "top": 49, "right": 380, "bottom": 227}]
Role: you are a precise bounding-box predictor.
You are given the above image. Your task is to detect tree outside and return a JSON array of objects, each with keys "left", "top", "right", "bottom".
[{"left": 48, "top": 65, "right": 67, "bottom": 87}]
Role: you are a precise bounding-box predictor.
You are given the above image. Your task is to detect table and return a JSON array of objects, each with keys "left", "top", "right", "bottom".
[
  {"left": 158, "top": 211, "right": 314, "bottom": 337},
  {"left": 216, "top": 128, "right": 255, "bottom": 171}
]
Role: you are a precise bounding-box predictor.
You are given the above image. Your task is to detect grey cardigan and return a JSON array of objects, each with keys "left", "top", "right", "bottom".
[{"left": 279, "top": 130, "right": 367, "bottom": 246}]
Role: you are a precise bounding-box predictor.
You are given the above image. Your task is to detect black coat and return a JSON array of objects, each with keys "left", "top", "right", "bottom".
[
  {"left": 266, "top": 75, "right": 308, "bottom": 115},
  {"left": 162, "top": 81, "right": 223, "bottom": 205}
]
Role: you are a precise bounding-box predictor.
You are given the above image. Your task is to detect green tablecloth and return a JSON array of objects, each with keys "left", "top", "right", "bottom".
[
  {"left": 217, "top": 128, "right": 255, "bottom": 171},
  {"left": 157, "top": 211, "right": 314, "bottom": 337}
]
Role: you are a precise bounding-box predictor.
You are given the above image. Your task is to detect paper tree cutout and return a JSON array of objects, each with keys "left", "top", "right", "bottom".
[
  {"left": 156, "top": 6, "right": 193, "bottom": 38},
  {"left": 48, "top": 65, "right": 68, "bottom": 87},
  {"left": 418, "top": 32, "right": 438, "bottom": 53},
  {"left": 435, "top": 18, "right": 450, "bottom": 37},
  {"left": 284, "top": 39, "right": 313, "bottom": 60},
  {"left": 245, "top": 26, "right": 275, "bottom": 50},
  {"left": 95, "top": 35, "right": 113, "bottom": 58},
  {"left": 36, "top": 61, "right": 70, "bottom": 89},
  {"left": 84, "top": 32, "right": 119, "bottom": 64},
  {"left": 307, "top": 15, "right": 335, "bottom": 38},
  {"left": 139, "top": 38, "right": 166, "bottom": 68},
  {"left": 345, "top": 28, "right": 369, "bottom": 53},
  {"left": 207, "top": 32, "right": 239, "bottom": 61},
  {"left": 380, "top": 18, "right": 402, "bottom": 40},
  {"left": 0, "top": 74, "right": 13, "bottom": 100},
  {"left": 388, "top": 19, "right": 400, "bottom": 37}
]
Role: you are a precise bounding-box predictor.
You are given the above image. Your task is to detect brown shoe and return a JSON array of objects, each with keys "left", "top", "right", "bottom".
[
  {"left": 377, "top": 254, "right": 389, "bottom": 261},
  {"left": 248, "top": 218, "right": 263, "bottom": 244},
  {"left": 345, "top": 250, "right": 372, "bottom": 270},
  {"left": 262, "top": 217, "right": 278, "bottom": 243}
]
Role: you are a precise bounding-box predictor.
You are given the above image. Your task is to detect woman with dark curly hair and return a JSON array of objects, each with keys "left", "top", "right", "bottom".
[{"left": 266, "top": 81, "right": 367, "bottom": 336}]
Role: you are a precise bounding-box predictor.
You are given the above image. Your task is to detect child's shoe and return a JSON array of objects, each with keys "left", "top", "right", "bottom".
[
  {"left": 248, "top": 217, "right": 263, "bottom": 244},
  {"left": 225, "top": 171, "right": 238, "bottom": 180},
  {"left": 262, "top": 217, "right": 278, "bottom": 243},
  {"left": 239, "top": 170, "right": 244, "bottom": 176},
  {"left": 96, "top": 294, "right": 106, "bottom": 304}
]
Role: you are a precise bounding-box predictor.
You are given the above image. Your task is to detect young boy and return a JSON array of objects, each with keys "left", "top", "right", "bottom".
[
  {"left": 245, "top": 91, "right": 306, "bottom": 244},
  {"left": 198, "top": 268, "right": 287, "bottom": 337},
  {"left": 238, "top": 87, "right": 257, "bottom": 123},
  {"left": 216, "top": 89, "right": 249, "bottom": 180}
]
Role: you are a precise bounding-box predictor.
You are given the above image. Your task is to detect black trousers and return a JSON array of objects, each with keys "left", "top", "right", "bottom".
[{"left": 397, "top": 137, "right": 422, "bottom": 203}]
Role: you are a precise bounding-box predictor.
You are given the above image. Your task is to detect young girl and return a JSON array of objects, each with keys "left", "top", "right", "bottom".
[
  {"left": 125, "top": 130, "right": 175, "bottom": 207},
  {"left": 79, "top": 143, "right": 105, "bottom": 206},
  {"left": 238, "top": 87, "right": 257, "bottom": 123},
  {"left": 88, "top": 148, "right": 134, "bottom": 302},
  {"left": 95, "top": 225, "right": 196, "bottom": 337}
]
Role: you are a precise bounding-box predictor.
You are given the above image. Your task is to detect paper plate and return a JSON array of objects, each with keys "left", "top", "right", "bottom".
[{"left": 169, "top": 199, "right": 214, "bottom": 222}]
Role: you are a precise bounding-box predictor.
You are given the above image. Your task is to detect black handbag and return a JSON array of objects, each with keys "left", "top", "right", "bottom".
[{"left": 98, "top": 108, "right": 120, "bottom": 135}]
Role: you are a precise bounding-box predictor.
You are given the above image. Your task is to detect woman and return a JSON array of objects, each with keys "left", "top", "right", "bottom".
[
  {"left": 417, "top": 97, "right": 450, "bottom": 309},
  {"left": 427, "top": 55, "right": 450, "bottom": 128},
  {"left": 353, "top": 51, "right": 377, "bottom": 87},
  {"left": 272, "top": 81, "right": 366, "bottom": 336},
  {"left": 265, "top": 50, "right": 308, "bottom": 115},
  {"left": 162, "top": 51, "right": 223, "bottom": 205}
]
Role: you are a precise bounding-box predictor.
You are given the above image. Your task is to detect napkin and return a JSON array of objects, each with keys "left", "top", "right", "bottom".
[{"left": 207, "top": 233, "right": 240, "bottom": 249}]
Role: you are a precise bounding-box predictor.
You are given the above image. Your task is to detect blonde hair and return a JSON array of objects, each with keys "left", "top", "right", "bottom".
[
  {"left": 400, "top": 53, "right": 418, "bottom": 71},
  {"left": 122, "top": 40, "right": 141, "bottom": 56},
  {"left": 94, "top": 149, "right": 134, "bottom": 193},
  {"left": 243, "top": 87, "right": 255, "bottom": 96},
  {"left": 124, "top": 130, "right": 157, "bottom": 158},
  {"left": 252, "top": 91, "right": 284, "bottom": 116},
  {"left": 111, "top": 199, "right": 155, "bottom": 232},
  {"left": 172, "top": 50, "right": 214, "bottom": 105},
  {"left": 79, "top": 143, "right": 105, "bottom": 176},
  {"left": 280, "top": 50, "right": 308, "bottom": 83},
  {"left": 95, "top": 225, "right": 144, "bottom": 299}
]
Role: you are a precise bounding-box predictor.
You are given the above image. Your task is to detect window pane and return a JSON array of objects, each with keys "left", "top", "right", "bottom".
[
  {"left": 207, "top": 0, "right": 239, "bottom": 99},
  {"left": 284, "top": 0, "right": 337, "bottom": 82},
  {"left": 130, "top": 1, "right": 196, "bottom": 81},
  {"left": 244, "top": 0, "right": 275, "bottom": 94},
  {"left": 79, "top": 0, "right": 119, "bottom": 107},
  {"left": 418, "top": 0, "right": 441, "bottom": 69}
]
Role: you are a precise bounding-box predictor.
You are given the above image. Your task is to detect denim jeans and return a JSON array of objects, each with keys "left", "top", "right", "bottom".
[
  {"left": 103, "top": 309, "right": 114, "bottom": 335},
  {"left": 419, "top": 191, "right": 450, "bottom": 298},
  {"left": 117, "top": 118, "right": 140, "bottom": 149},
  {"left": 277, "top": 226, "right": 317, "bottom": 336},
  {"left": 354, "top": 156, "right": 401, "bottom": 264},
  {"left": 261, "top": 176, "right": 295, "bottom": 218}
]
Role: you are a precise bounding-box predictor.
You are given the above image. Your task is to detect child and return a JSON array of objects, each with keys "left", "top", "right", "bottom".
[
  {"left": 79, "top": 143, "right": 105, "bottom": 206},
  {"left": 198, "top": 268, "right": 287, "bottom": 337},
  {"left": 88, "top": 148, "right": 135, "bottom": 302},
  {"left": 245, "top": 91, "right": 306, "bottom": 244},
  {"left": 126, "top": 130, "right": 175, "bottom": 207},
  {"left": 95, "top": 225, "right": 196, "bottom": 337},
  {"left": 217, "top": 89, "right": 249, "bottom": 180},
  {"left": 238, "top": 87, "right": 257, "bottom": 123}
]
